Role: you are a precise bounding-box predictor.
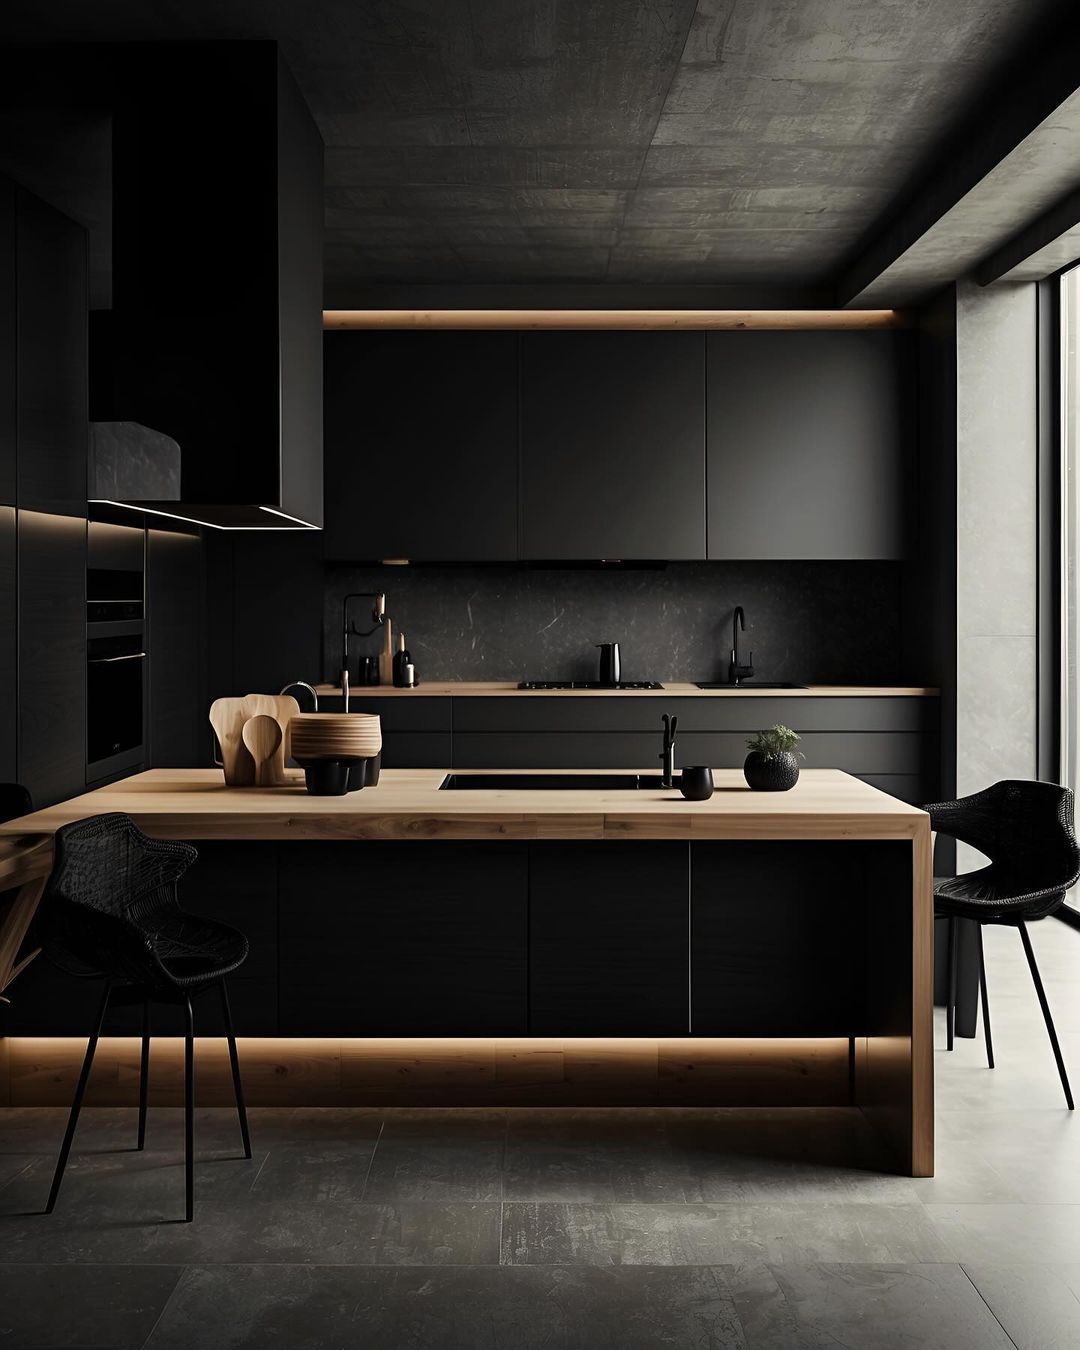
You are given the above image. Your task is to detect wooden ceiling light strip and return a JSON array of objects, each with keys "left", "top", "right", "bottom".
[{"left": 323, "top": 309, "right": 909, "bottom": 331}]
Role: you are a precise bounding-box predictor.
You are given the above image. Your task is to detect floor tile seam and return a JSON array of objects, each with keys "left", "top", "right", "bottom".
[{"left": 958, "top": 1264, "right": 1021, "bottom": 1350}]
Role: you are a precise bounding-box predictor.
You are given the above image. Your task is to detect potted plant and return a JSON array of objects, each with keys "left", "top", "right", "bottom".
[{"left": 744, "top": 724, "right": 803, "bottom": 791}]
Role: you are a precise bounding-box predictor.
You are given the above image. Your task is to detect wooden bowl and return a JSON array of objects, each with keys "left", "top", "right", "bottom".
[{"left": 288, "top": 712, "right": 382, "bottom": 760}]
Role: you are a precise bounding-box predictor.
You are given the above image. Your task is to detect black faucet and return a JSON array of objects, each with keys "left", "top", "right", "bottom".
[
  {"left": 728, "top": 606, "right": 755, "bottom": 686},
  {"left": 341, "top": 592, "right": 386, "bottom": 712},
  {"left": 660, "top": 713, "right": 678, "bottom": 788}
]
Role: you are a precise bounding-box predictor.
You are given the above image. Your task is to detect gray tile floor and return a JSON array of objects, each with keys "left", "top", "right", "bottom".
[{"left": 2, "top": 918, "right": 1080, "bottom": 1347}]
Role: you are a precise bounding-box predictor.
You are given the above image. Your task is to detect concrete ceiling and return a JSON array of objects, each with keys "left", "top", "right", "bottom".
[{"left": 0, "top": 0, "right": 1073, "bottom": 301}]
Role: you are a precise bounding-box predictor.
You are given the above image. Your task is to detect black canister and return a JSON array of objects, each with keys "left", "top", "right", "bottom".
[
  {"left": 679, "top": 766, "right": 714, "bottom": 801},
  {"left": 596, "top": 642, "right": 621, "bottom": 685}
]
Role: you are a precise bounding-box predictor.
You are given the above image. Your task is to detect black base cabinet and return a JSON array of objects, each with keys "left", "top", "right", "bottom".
[
  {"left": 6, "top": 840, "right": 910, "bottom": 1042},
  {"left": 691, "top": 842, "right": 871, "bottom": 1036},
  {"left": 332, "top": 694, "right": 940, "bottom": 805}
]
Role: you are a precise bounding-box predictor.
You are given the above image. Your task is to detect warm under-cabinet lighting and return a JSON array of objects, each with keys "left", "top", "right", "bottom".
[{"left": 323, "top": 308, "right": 908, "bottom": 331}]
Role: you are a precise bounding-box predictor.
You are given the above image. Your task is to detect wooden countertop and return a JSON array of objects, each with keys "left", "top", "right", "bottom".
[
  {"left": 0, "top": 768, "right": 927, "bottom": 857},
  {"left": 315, "top": 683, "right": 939, "bottom": 698}
]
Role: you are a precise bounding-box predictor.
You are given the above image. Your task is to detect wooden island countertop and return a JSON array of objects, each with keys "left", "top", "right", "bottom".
[{"left": 0, "top": 767, "right": 929, "bottom": 851}]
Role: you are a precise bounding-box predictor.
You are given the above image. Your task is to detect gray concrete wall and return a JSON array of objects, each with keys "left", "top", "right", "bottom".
[{"left": 954, "top": 279, "right": 1039, "bottom": 856}]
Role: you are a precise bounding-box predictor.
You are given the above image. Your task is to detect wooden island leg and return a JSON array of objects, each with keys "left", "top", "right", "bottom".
[
  {"left": 857, "top": 822, "right": 934, "bottom": 1176},
  {"left": 0, "top": 876, "right": 46, "bottom": 1001}
]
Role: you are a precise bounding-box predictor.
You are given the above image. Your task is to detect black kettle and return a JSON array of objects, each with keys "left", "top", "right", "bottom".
[{"left": 596, "top": 642, "right": 621, "bottom": 686}]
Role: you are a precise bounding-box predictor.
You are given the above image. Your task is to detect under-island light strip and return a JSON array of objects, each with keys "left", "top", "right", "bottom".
[
  {"left": 89, "top": 500, "right": 319, "bottom": 530},
  {"left": 322, "top": 308, "right": 908, "bottom": 330}
]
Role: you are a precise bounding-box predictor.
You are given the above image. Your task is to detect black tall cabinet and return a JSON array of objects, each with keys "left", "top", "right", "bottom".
[
  {"left": 520, "top": 332, "right": 706, "bottom": 560},
  {"left": 0, "top": 177, "right": 88, "bottom": 807}
]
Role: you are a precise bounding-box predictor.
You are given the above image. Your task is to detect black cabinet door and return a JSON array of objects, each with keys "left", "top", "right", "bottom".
[
  {"left": 16, "top": 189, "right": 87, "bottom": 517},
  {"left": 521, "top": 332, "right": 705, "bottom": 560},
  {"left": 0, "top": 180, "right": 14, "bottom": 507},
  {"left": 278, "top": 842, "right": 528, "bottom": 1035},
  {"left": 323, "top": 331, "right": 519, "bottom": 561},
  {"left": 691, "top": 841, "right": 868, "bottom": 1035},
  {"left": 18, "top": 509, "right": 86, "bottom": 806},
  {"left": 529, "top": 842, "right": 690, "bottom": 1035},
  {"left": 706, "top": 331, "right": 910, "bottom": 559},
  {"left": 148, "top": 527, "right": 204, "bottom": 768}
]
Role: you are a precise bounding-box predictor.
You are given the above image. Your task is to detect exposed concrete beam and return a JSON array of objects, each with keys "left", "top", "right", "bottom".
[
  {"left": 974, "top": 182, "right": 1080, "bottom": 284},
  {"left": 835, "top": 9, "right": 1080, "bottom": 306}
]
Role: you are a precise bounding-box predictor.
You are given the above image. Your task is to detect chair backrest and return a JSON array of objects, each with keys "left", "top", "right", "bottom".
[
  {"left": 42, "top": 813, "right": 198, "bottom": 981},
  {"left": 45, "top": 813, "right": 196, "bottom": 917},
  {"left": 929, "top": 780, "right": 1080, "bottom": 895},
  {"left": 0, "top": 783, "right": 32, "bottom": 825}
]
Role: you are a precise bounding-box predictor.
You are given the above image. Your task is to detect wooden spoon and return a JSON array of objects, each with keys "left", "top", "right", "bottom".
[{"left": 242, "top": 715, "right": 285, "bottom": 787}]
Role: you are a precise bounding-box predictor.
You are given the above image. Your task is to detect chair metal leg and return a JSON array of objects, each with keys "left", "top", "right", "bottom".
[
  {"left": 946, "top": 915, "right": 958, "bottom": 1051},
  {"left": 977, "top": 926, "right": 994, "bottom": 1070},
  {"left": 137, "top": 999, "right": 151, "bottom": 1150},
  {"left": 184, "top": 994, "right": 195, "bottom": 1222},
  {"left": 219, "top": 980, "right": 252, "bottom": 1159},
  {"left": 1018, "top": 920, "right": 1074, "bottom": 1110},
  {"left": 46, "top": 979, "right": 112, "bottom": 1214},
  {"left": 847, "top": 1036, "right": 856, "bottom": 1105}
]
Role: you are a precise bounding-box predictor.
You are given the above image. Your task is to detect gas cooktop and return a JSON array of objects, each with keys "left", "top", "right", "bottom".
[{"left": 517, "top": 681, "right": 664, "bottom": 690}]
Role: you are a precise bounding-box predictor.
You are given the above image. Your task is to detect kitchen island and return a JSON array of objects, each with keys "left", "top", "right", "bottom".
[{"left": 0, "top": 768, "right": 932, "bottom": 1174}]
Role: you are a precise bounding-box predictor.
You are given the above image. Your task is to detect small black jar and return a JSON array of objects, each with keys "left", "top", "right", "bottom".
[{"left": 679, "top": 766, "right": 714, "bottom": 801}]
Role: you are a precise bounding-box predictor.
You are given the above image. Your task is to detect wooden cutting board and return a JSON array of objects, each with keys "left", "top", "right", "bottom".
[{"left": 210, "top": 694, "right": 300, "bottom": 786}]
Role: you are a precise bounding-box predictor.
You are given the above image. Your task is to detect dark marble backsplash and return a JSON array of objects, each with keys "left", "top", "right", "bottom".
[{"left": 322, "top": 562, "right": 903, "bottom": 685}]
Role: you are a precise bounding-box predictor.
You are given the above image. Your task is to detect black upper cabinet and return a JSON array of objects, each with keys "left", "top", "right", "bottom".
[
  {"left": 14, "top": 186, "right": 87, "bottom": 517},
  {"left": 323, "top": 331, "right": 518, "bottom": 561},
  {"left": 521, "top": 332, "right": 706, "bottom": 560},
  {"left": 706, "top": 331, "right": 911, "bottom": 560}
]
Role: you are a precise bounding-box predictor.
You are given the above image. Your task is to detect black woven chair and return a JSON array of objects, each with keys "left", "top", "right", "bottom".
[
  {"left": 41, "top": 813, "right": 252, "bottom": 1221},
  {"left": 0, "top": 783, "right": 32, "bottom": 824},
  {"left": 924, "top": 780, "right": 1080, "bottom": 1109}
]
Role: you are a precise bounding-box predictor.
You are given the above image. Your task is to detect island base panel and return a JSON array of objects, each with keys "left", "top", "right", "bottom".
[{"left": 0, "top": 832, "right": 929, "bottom": 1173}]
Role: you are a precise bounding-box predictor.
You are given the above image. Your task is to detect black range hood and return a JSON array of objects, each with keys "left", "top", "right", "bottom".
[{"left": 99, "top": 42, "right": 323, "bottom": 530}]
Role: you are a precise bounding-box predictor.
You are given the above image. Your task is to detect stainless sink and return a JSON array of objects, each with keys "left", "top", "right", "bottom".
[
  {"left": 695, "top": 682, "right": 807, "bottom": 690},
  {"left": 440, "top": 773, "right": 668, "bottom": 791}
]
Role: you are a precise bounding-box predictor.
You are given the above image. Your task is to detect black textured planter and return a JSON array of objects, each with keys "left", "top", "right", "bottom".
[{"left": 743, "top": 751, "right": 800, "bottom": 792}]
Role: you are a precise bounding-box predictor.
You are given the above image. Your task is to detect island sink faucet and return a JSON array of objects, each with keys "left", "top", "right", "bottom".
[
  {"left": 728, "top": 605, "right": 755, "bottom": 686},
  {"left": 660, "top": 713, "right": 678, "bottom": 788}
]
